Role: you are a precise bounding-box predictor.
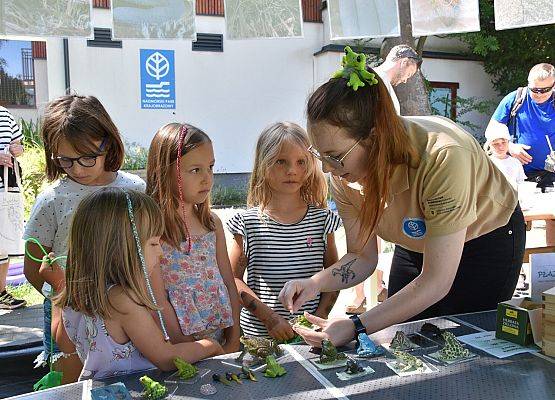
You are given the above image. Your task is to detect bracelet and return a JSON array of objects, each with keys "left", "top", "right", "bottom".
[{"left": 348, "top": 314, "right": 367, "bottom": 342}]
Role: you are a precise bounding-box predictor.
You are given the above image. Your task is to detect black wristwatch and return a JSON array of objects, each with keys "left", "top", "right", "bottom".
[{"left": 349, "top": 314, "right": 367, "bottom": 341}]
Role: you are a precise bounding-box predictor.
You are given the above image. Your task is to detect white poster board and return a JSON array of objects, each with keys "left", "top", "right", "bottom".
[
  {"left": 224, "top": 0, "right": 303, "bottom": 39},
  {"left": 328, "top": 0, "right": 400, "bottom": 40},
  {"left": 530, "top": 252, "right": 555, "bottom": 302},
  {"left": 494, "top": 0, "right": 555, "bottom": 30},
  {"left": 410, "top": 0, "right": 480, "bottom": 36},
  {"left": 0, "top": 0, "right": 92, "bottom": 38},
  {"left": 6, "top": 380, "right": 92, "bottom": 400},
  {"left": 112, "top": 0, "right": 196, "bottom": 40}
]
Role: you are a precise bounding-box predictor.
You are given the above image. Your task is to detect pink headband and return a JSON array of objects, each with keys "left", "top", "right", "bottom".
[{"left": 176, "top": 125, "right": 192, "bottom": 254}]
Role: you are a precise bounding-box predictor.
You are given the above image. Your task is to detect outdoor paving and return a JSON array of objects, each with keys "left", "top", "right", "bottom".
[{"left": 0, "top": 210, "right": 547, "bottom": 354}]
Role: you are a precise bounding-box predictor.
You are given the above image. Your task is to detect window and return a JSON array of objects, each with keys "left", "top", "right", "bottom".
[
  {"left": 196, "top": 0, "right": 224, "bottom": 16},
  {"left": 429, "top": 81, "right": 459, "bottom": 120},
  {"left": 0, "top": 40, "right": 36, "bottom": 107},
  {"left": 93, "top": 0, "right": 110, "bottom": 8}
]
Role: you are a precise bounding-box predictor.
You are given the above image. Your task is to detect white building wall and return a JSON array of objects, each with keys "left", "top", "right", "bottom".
[
  {"left": 61, "top": 11, "right": 322, "bottom": 173},
  {"left": 8, "top": 7, "right": 500, "bottom": 172},
  {"left": 421, "top": 58, "right": 501, "bottom": 135}
]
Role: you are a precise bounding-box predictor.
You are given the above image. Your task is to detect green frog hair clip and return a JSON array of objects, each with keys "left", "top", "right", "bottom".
[
  {"left": 124, "top": 191, "right": 170, "bottom": 341},
  {"left": 332, "top": 46, "right": 378, "bottom": 91}
]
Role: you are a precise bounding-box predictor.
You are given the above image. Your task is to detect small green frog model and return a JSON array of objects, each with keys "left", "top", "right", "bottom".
[
  {"left": 390, "top": 331, "right": 415, "bottom": 351},
  {"left": 139, "top": 375, "right": 167, "bottom": 399},
  {"left": 236, "top": 336, "right": 283, "bottom": 363},
  {"left": 320, "top": 339, "right": 347, "bottom": 364},
  {"left": 392, "top": 350, "right": 424, "bottom": 373},
  {"left": 438, "top": 332, "right": 470, "bottom": 361},
  {"left": 332, "top": 46, "right": 378, "bottom": 91},
  {"left": 264, "top": 355, "right": 287, "bottom": 378},
  {"left": 173, "top": 357, "right": 198, "bottom": 380}
]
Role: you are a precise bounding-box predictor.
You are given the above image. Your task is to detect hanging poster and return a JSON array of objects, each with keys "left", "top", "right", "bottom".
[
  {"left": 224, "top": 0, "right": 303, "bottom": 39},
  {"left": 494, "top": 0, "right": 555, "bottom": 30},
  {"left": 112, "top": 0, "right": 195, "bottom": 39},
  {"left": 410, "top": 0, "right": 480, "bottom": 36},
  {"left": 140, "top": 49, "right": 176, "bottom": 110},
  {"left": 328, "top": 0, "right": 400, "bottom": 39},
  {"left": 0, "top": 0, "right": 91, "bottom": 38}
]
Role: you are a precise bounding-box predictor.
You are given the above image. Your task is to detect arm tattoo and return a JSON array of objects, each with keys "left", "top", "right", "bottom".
[{"left": 332, "top": 259, "right": 357, "bottom": 284}]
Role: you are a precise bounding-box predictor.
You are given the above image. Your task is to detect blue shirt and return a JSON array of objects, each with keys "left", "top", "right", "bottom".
[{"left": 492, "top": 89, "right": 555, "bottom": 172}]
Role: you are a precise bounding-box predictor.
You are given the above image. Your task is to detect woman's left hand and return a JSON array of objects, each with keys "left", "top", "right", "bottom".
[{"left": 292, "top": 312, "right": 355, "bottom": 348}]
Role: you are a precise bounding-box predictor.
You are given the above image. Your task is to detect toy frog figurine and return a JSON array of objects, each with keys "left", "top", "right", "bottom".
[
  {"left": 391, "top": 350, "right": 424, "bottom": 373},
  {"left": 332, "top": 46, "right": 378, "bottom": 91},
  {"left": 236, "top": 336, "right": 283, "bottom": 363},
  {"left": 438, "top": 332, "right": 470, "bottom": 361},
  {"left": 264, "top": 355, "right": 287, "bottom": 378},
  {"left": 320, "top": 339, "right": 347, "bottom": 364},
  {"left": 173, "top": 357, "right": 198, "bottom": 379},
  {"left": 289, "top": 314, "right": 313, "bottom": 329},
  {"left": 139, "top": 376, "right": 167, "bottom": 399},
  {"left": 390, "top": 331, "right": 415, "bottom": 351},
  {"left": 344, "top": 359, "right": 364, "bottom": 375},
  {"left": 356, "top": 333, "right": 385, "bottom": 358}
]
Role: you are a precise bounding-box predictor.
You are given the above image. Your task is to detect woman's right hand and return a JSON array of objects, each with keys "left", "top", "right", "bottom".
[
  {"left": 279, "top": 278, "right": 319, "bottom": 314},
  {"left": 264, "top": 312, "right": 295, "bottom": 342}
]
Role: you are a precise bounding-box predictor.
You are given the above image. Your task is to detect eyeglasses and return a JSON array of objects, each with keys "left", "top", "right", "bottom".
[
  {"left": 529, "top": 83, "right": 554, "bottom": 94},
  {"left": 52, "top": 137, "right": 107, "bottom": 169},
  {"left": 307, "top": 139, "right": 362, "bottom": 170}
]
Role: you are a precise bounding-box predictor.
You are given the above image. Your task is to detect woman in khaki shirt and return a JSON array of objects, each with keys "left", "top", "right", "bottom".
[{"left": 279, "top": 49, "right": 525, "bottom": 347}]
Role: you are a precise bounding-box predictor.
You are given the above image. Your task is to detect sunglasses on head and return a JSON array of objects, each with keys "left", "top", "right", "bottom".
[{"left": 529, "top": 83, "right": 554, "bottom": 94}]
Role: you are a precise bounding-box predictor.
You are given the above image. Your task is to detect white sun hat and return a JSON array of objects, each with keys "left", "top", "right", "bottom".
[{"left": 485, "top": 121, "right": 511, "bottom": 142}]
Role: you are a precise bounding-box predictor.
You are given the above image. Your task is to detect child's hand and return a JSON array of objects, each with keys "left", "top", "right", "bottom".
[
  {"left": 204, "top": 338, "right": 225, "bottom": 356},
  {"left": 38, "top": 252, "right": 65, "bottom": 292},
  {"left": 264, "top": 312, "right": 296, "bottom": 342},
  {"left": 222, "top": 337, "right": 240, "bottom": 354}
]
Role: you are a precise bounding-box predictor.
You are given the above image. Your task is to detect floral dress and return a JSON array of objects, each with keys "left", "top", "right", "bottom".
[{"left": 160, "top": 231, "right": 233, "bottom": 338}]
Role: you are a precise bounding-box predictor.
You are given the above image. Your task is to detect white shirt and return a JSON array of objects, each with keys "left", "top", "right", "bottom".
[
  {"left": 375, "top": 68, "right": 401, "bottom": 115},
  {"left": 24, "top": 171, "right": 146, "bottom": 267},
  {"left": 489, "top": 155, "right": 527, "bottom": 189}
]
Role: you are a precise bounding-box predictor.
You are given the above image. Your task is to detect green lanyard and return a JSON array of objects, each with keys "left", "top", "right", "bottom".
[
  {"left": 25, "top": 237, "right": 66, "bottom": 391},
  {"left": 24, "top": 237, "right": 67, "bottom": 265}
]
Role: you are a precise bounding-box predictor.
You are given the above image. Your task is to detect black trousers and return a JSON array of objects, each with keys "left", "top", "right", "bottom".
[{"left": 388, "top": 205, "right": 526, "bottom": 322}]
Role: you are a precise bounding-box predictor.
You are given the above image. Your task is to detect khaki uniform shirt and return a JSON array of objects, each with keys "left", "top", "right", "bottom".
[{"left": 331, "top": 116, "right": 518, "bottom": 253}]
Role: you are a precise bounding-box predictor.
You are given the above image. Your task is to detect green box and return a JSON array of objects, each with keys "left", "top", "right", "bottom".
[{"left": 495, "top": 298, "right": 542, "bottom": 346}]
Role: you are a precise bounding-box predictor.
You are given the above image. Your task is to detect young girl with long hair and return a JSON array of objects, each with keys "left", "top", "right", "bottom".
[
  {"left": 23, "top": 94, "right": 145, "bottom": 376},
  {"left": 39, "top": 189, "right": 223, "bottom": 380},
  {"left": 227, "top": 122, "right": 341, "bottom": 340},
  {"left": 147, "top": 123, "right": 240, "bottom": 352}
]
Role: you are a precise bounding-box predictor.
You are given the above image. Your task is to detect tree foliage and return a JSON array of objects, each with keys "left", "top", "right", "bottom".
[{"left": 458, "top": 0, "right": 554, "bottom": 95}]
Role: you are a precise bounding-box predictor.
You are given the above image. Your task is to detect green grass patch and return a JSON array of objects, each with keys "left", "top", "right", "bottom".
[{"left": 7, "top": 283, "right": 44, "bottom": 307}]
